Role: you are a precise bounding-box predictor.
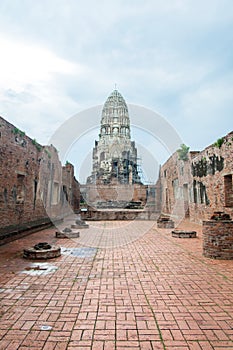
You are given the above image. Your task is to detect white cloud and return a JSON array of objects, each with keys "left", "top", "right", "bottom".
[
  {"left": 178, "top": 75, "right": 233, "bottom": 149},
  {"left": 0, "top": 35, "right": 81, "bottom": 91},
  {"left": 0, "top": 0, "right": 232, "bottom": 179},
  {"left": 181, "top": 77, "right": 233, "bottom": 121},
  {"left": 0, "top": 35, "right": 86, "bottom": 143}
]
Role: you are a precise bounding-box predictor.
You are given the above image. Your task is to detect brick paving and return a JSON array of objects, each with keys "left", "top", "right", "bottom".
[{"left": 0, "top": 220, "right": 233, "bottom": 350}]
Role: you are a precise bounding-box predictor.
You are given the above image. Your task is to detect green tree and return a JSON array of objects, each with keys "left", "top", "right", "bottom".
[{"left": 177, "top": 144, "right": 190, "bottom": 161}]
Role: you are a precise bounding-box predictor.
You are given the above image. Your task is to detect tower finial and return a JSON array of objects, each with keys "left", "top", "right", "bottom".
[{"left": 114, "top": 83, "right": 117, "bottom": 90}]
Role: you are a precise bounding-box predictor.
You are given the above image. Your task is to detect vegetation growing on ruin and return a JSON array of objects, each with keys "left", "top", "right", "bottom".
[
  {"left": 12, "top": 127, "right": 25, "bottom": 137},
  {"left": 32, "top": 138, "right": 42, "bottom": 152},
  {"left": 214, "top": 137, "right": 224, "bottom": 148},
  {"left": 177, "top": 144, "right": 190, "bottom": 161},
  {"left": 45, "top": 149, "right": 51, "bottom": 158}
]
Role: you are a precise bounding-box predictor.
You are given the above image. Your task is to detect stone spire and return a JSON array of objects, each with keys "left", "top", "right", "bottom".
[
  {"left": 87, "top": 90, "right": 141, "bottom": 185},
  {"left": 100, "top": 89, "right": 131, "bottom": 140}
]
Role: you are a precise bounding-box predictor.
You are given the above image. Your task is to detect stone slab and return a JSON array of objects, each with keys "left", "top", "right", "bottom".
[
  {"left": 172, "top": 230, "right": 197, "bottom": 238},
  {"left": 56, "top": 231, "right": 80, "bottom": 238}
]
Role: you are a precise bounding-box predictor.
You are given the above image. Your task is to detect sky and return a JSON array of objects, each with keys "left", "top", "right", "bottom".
[{"left": 0, "top": 0, "right": 233, "bottom": 183}]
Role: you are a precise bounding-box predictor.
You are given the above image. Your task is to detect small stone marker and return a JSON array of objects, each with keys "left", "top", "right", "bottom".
[
  {"left": 55, "top": 227, "right": 80, "bottom": 238},
  {"left": 71, "top": 219, "right": 89, "bottom": 229},
  {"left": 157, "top": 215, "right": 174, "bottom": 228}
]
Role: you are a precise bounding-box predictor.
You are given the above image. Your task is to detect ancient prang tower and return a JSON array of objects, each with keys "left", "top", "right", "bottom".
[{"left": 87, "top": 89, "right": 141, "bottom": 185}]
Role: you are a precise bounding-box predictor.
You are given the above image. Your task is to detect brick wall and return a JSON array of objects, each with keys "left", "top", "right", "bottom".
[
  {"left": 80, "top": 183, "right": 148, "bottom": 207},
  {"left": 203, "top": 220, "right": 233, "bottom": 259},
  {"left": 62, "top": 163, "right": 80, "bottom": 213},
  {"left": 0, "top": 116, "right": 80, "bottom": 243},
  {"left": 158, "top": 132, "right": 233, "bottom": 224}
]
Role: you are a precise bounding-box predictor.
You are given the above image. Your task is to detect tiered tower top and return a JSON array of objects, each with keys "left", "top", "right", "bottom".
[
  {"left": 100, "top": 89, "right": 131, "bottom": 140},
  {"left": 86, "top": 89, "right": 141, "bottom": 185}
]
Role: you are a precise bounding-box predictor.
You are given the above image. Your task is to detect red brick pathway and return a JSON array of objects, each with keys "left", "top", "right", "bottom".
[{"left": 0, "top": 221, "right": 233, "bottom": 349}]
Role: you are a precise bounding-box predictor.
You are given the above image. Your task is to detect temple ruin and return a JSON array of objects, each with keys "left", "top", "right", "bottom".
[
  {"left": 81, "top": 90, "right": 151, "bottom": 213},
  {"left": 0, "top": 96, "right": 233, "bottom": 257},
  {"left": 87, "top": 89, "right": 141, "bottom": 185}
]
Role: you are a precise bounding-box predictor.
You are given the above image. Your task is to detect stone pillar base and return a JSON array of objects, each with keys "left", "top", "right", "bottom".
[
  {"left": 203, "top": 220, "right": 233, "bottom": 259},
  {"left": 157, "top": 219, "right": 175, "bottom": 229},
  {"left": 56, "top": 231, "right": 80, "bottom": 238}
]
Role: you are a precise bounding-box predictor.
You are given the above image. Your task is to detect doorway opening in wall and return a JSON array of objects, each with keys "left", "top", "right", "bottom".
[
  {"left": 33, "top": 178, "right": 38, "bottom": 209},
  {"left": 165, "top": 188, "right": 169, "bottom": 212},
  {"left": 224, "top": 174, "right": 233, "bottom": 207},
  {"left": 193, "top": 180, "right": 197, "bottom": 204}
]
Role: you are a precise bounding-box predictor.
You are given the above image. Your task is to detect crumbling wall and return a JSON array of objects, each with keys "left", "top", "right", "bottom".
[
  {"left": 80, "top": 182, "right": 148, "bottom": 208},
  {"left": 159, "top": 132, "right": 233, "bottom": 224},
  {"left": 62, "top": 162, "right": 80, "bottom": 214},
  {"left": 190, "top": 133, "right": 233, "bottom": 222},
  {"left": 0, "top": 117, "right": 47, "bottom": 234},
  {"left": 158, "top": 152, "right": 192, "bottom": 222},
  {"left": 0, "top": 116, "right": 80, "bottom": 244}
]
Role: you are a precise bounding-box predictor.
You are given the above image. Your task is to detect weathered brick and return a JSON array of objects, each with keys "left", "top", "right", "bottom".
[{"left": 0, "top": 116, "right": 80, "bottom": 244}]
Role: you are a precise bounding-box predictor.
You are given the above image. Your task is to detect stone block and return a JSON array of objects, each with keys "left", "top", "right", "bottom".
[
  {"left": 172, "top": 230, "right": 197, "bottom": 238},
  {"left": 56, "top": 231, "right": 80, "bottom": 238},
  {"left": 71, "top": 224, "right": 89, "bottom": 229},
  {"left": 203, "top": 220, "right": 233, "bottom": 259}
]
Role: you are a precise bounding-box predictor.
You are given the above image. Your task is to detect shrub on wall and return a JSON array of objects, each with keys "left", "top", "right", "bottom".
[{"left": 177, "top": 144, "right": 190, "bottom": 161}]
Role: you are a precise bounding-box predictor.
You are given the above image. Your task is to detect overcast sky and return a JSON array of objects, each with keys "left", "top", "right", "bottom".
[{"left": 0, "top": 0, "right": 232, "bottom": 182}]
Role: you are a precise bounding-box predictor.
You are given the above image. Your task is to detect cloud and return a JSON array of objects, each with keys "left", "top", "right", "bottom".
[
  {"left": 0, "top": 0, "right": 233, "bottom": 182},
  {"left": 179, "top": 74, "right": 233, "bottom": 149},
  {"left": 0, "top": 35, "right": 80, "bottom": 90},
  {"left": 0, "top": 35, "right": 86, "bottom": 143}
]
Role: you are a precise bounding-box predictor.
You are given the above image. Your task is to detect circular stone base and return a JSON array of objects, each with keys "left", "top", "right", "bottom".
[
  {"left": 23, "top": 245, "right": 61, "bottom": 259},
  {"left": 172, "top": 230, "right": 197, "bottom": 238}
]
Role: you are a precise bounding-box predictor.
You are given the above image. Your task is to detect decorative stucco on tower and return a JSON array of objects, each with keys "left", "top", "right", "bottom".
[{"left": 87, "top": 90, "right": 141, "bottom": 185}]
